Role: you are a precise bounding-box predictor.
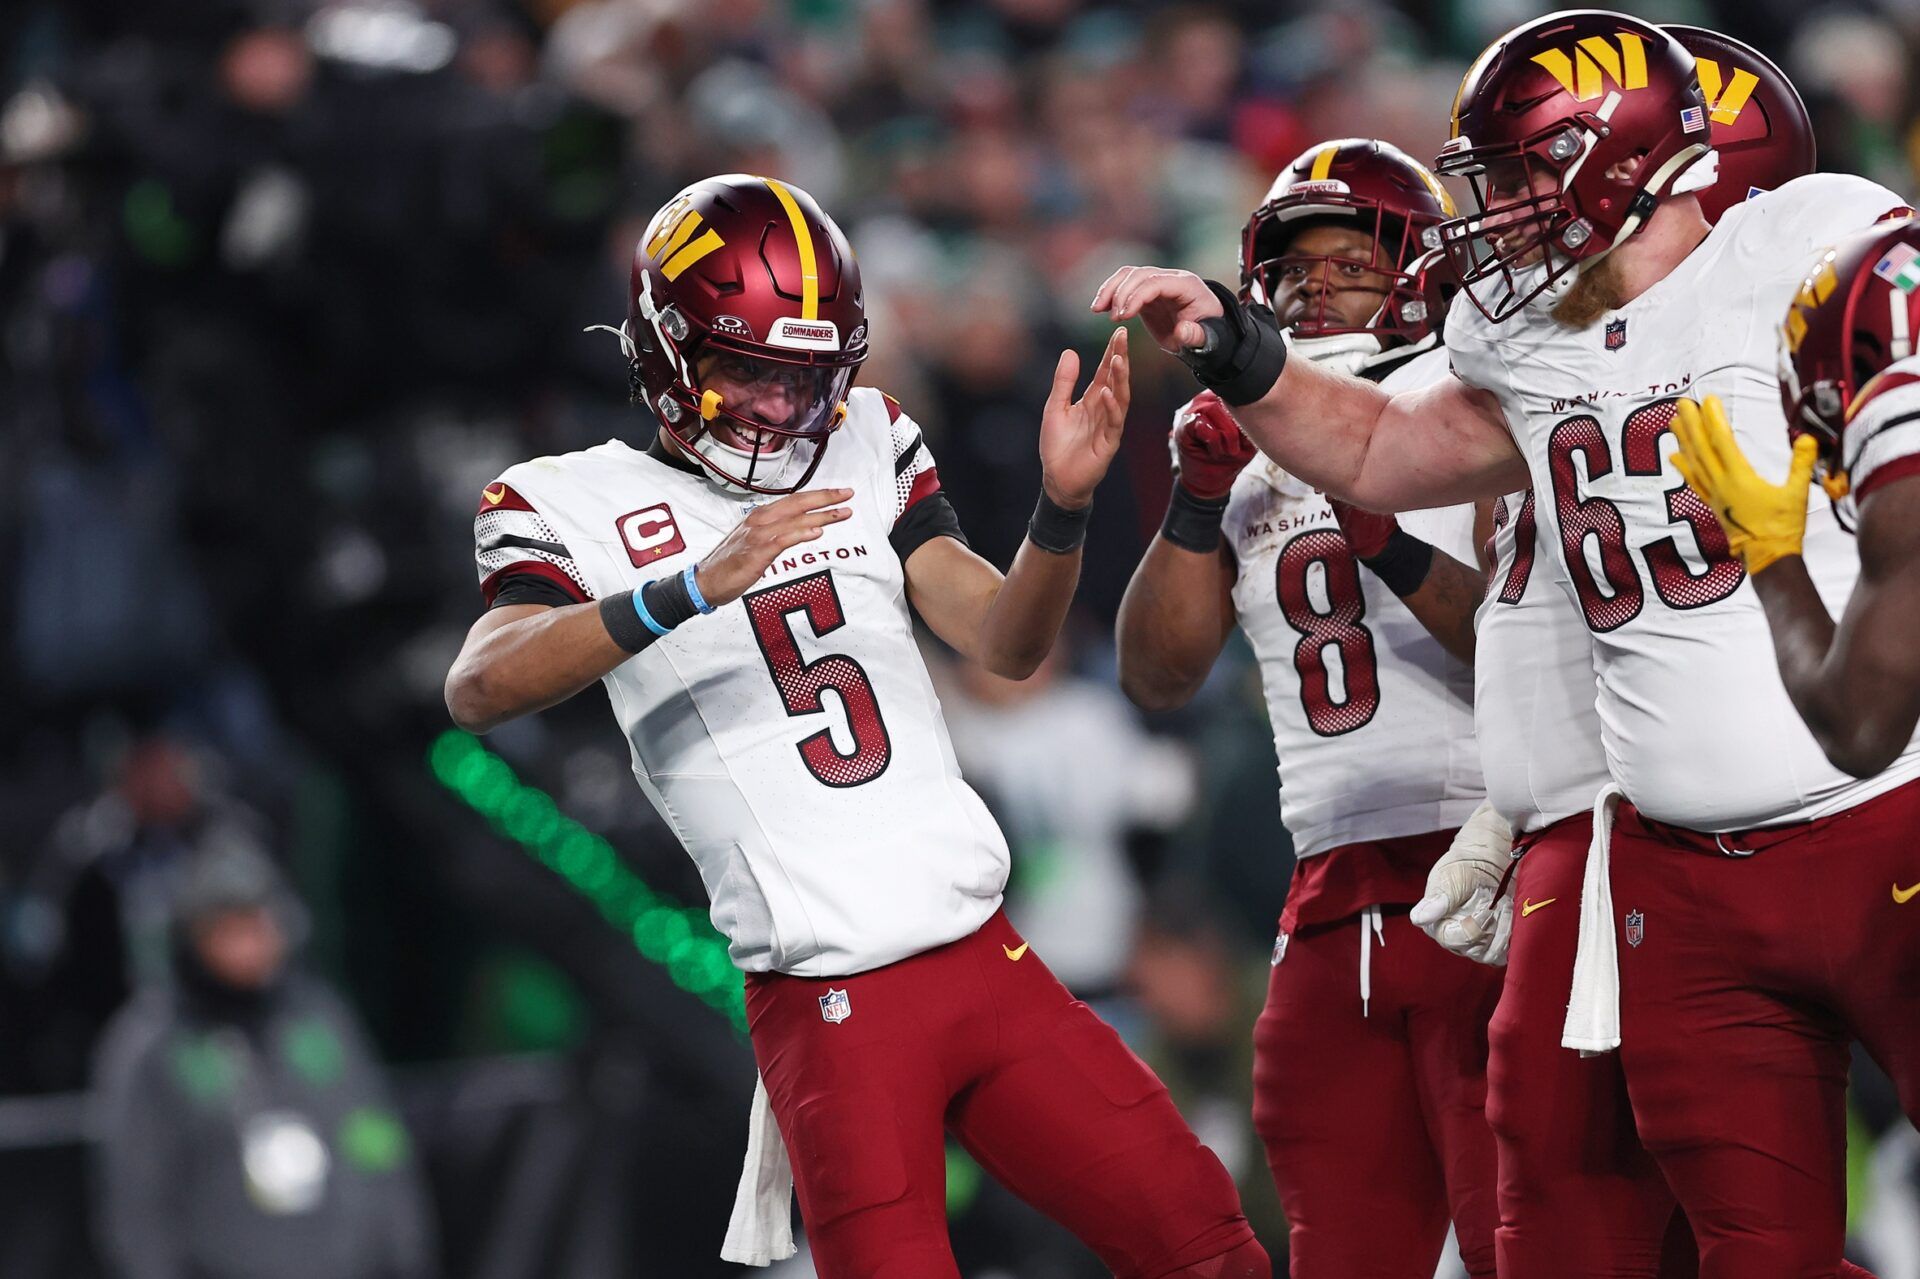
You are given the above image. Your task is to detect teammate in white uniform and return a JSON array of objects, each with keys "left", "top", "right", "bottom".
[
  {"left": 446, "top": 175, "right": 1267, "bottom": 1279},
  {"left": 1115, "top": 140, "right": 1500, "bottom": 1279},
  {"left": 1092, "top": 11, "right": 1919, "bottom": 1277},
  {"left": 1391, "top": 27, "right": 1823, "bottom": 1277}
]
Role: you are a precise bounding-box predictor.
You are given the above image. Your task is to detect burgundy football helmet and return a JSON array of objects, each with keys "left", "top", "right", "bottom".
[
  {"left": 619, "top": 174, "right": 867, "bottom": 494},
  {"left": 1435, "top": 11, "right": 1712, "bottom": 322},
  {"left": 1780, "top": 216, "right": 1920, "bottom": 497},
  {"left": 1241, "top": 138, "right": 1457, "bottom": 342},
  {"left": 1665, "top": 25, "right": 1815, "bottom": 224}
]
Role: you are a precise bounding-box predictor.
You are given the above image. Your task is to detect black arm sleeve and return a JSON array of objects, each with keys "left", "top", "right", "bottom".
[
  {"left": 890, "top": 491, "right": 970, "bottom": 562},
  {"left": 487, "top": 573, "right": 583, "bottom": 611}
]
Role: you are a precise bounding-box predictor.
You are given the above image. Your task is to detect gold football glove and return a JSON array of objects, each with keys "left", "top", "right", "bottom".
[{"left": 1669, "top": 395, "right": 1816, "bottom": 576}]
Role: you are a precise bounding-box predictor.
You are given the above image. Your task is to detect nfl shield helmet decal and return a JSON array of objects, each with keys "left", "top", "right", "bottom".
[
  {"left": 819, "top": 988, "right": 852, "bottom": 1024},
  {"left": 1605, "top": 318, "right": 1628, "bottom": 351},
  {"left": 1624, "top": 910, "right": 1645, "bottom": 948}
]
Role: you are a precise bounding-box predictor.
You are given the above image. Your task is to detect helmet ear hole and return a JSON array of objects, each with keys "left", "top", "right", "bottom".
[
  {"left": 1852, "top": 335, "right": 1888, "bottom": 393},
  {"left": 1604, "top": 151, "right": 1649, "bottom": 183}
]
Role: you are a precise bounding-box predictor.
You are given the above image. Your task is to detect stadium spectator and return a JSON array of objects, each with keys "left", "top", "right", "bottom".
[{"left": 91, "top": 826, "right": 435, "bottom": 1279}]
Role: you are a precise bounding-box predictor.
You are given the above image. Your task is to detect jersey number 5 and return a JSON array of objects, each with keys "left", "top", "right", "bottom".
[
  {"left": 744, "top": 570, "right": 892, "bottom": 787},
  {"left": 1275, "top": 530, "right": 1381, "bottom": 737}
]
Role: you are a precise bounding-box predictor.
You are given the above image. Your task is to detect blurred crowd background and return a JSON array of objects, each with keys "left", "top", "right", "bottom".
[{"left": 4, "top": 0, "right": 1920, "bottom": 1275}]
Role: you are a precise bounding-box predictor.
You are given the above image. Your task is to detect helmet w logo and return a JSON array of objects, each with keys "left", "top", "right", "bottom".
[
  {"left": 1693, "top": 57, "right": 1761, "bottom": 127},
  {"left": 1530, "top": 34, "right": 1649, "bottom": 102},
  {"left": 644, "top": 199, "right": 727, "bottom": 283},
  {"left": 1783, "top": 255, "right": 1840, "bottom": 355}
]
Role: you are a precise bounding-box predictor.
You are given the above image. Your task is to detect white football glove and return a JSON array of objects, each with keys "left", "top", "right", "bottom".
[
  {"left": 1286, "top": 328, "right": 1384, "bottom": 378},
  {"left": 1410, "top": 799, "right": 1514, "bottom": 966}
]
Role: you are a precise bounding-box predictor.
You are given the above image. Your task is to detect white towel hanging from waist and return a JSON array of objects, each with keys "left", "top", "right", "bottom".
[
  {"left": 721, "top": 1074, "right": 796, "bottom": 1266},
  {"left": 1562, "top": 784, "right": 1626, "bottom": 1055}
]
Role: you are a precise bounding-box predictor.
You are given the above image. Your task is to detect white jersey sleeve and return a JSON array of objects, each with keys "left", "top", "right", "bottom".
[
  {"left": 1224, "top": 345, "right": 1484, "bottom": 857},
  {"left": 479, "top": 387, "right": 1009, "bottom": 978},
  {"left": 472, "top": 479, "right": 595, "bottom": 605},
  {"left": 1840, "top": 356, "right": 1920, "bottom": 525},
  {"left": 879, "top": 392, "right": 941, "bottom": 523},
  {"left": 1473, "top": 490, "right": 1610, "bottom": 833},
  {"left": 1732, "top": 174, "right": 1913, "bottom": 274},
  {"left": 1446, "top": 172, "right": 1920, "bottom": 831}
]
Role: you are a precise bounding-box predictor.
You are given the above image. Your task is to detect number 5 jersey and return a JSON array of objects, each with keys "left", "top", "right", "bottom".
[
  {"left": 471, "top": 387, "right": 1009, "bottom": 977},
  {"left": 1223, "top": 344, "right": 1486, "bottom": 866}
]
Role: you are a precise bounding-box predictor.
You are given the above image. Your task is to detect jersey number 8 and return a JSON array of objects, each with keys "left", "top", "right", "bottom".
[{"left": 1275, "top": 530, "right": 1381, "bottom": 737}]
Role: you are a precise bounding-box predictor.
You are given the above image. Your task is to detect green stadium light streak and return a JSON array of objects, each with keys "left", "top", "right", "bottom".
[{"left": 428, "top": 731, "right": 746, "bottom": 1031}]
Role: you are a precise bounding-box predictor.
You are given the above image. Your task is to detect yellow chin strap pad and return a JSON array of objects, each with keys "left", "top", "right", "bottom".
[{"left": 700, "top": 389, "right": 724, "bottom": 421}]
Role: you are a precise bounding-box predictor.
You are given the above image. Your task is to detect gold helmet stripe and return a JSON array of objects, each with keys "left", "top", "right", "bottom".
[
  {"left": 1309, "top": 145, "right": 1338, "bottom": 182},
  {"left": 762, "top": 177, "right": 821, "bottom": 321}
]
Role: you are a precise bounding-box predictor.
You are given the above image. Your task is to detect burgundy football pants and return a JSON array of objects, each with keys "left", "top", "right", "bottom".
[
  {"left": 745, "top": 909, "right": 1264, "bottom": 1279},
  {"left": 1252, "top": 878, "right": 1504, "bottom": 1277},
  {"left": 1612, "top": 777, "right": 1920, "bottom": 1279},
  {"left": 1489, "top": 814, "right": 1696, "bottom": 1279}
]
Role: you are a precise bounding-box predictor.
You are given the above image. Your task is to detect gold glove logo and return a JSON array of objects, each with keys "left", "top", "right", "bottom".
[
  {"left": 1694, "top": 56, "right": 1760, "bottom": 127},
  {"left": 1530, "top": 34, "right": 1649, "bottom": 103},
  {"left": 645, "top": 198, "right": 725, "bottom": 282}
]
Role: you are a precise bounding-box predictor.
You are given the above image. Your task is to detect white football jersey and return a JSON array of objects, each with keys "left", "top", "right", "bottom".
[
  {"left": 1448, "top": 173, "right": 1920, "bottom": 830},
  {"left": 1838, "top": 355, "right": 1920, "bottom": 527},
  {"left": 472, "top": 388, "right": 1008, "bottom": 977},
  {"left": 1225, "top": 345, "right": 1485, "bottom": 858},
  {"left": 1474, "top": 490, "right": 1610, "bottom": 833}
]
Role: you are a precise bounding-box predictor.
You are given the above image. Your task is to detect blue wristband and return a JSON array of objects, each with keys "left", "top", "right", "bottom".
[
  {"left": 632, "top": 587, "right": 673, "bottom": 637},
  {"left": 682, "top": 565, "right": 714, "bottom": 615}
]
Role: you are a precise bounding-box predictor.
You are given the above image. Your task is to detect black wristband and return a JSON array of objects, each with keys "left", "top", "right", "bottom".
[
  {"left": 1028, "top": 490, "right": 1091, "bottom": 554},
  {"left": 598, "top": 575, "right": 704, "bottom": 655},
  {"left": 1179, "top": 279, "right": 1289, "bottom": 406},
  {"left": 1161, "top": 482, "right": 1230, "bottom": 553},
  {"left": 1359, "top": 528, "right": 1434, "bottom": 597},
  {"left": 642, "top": 571, "right": 701, "bottom": 631},
  {"left": 599, "top": 591, "right": 657, "bottom": 654}
]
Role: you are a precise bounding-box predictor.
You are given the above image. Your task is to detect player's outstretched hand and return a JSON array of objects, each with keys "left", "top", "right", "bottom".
[
  {"left": 694, "top": 488, "right": 854, "bottom": 607},
  {"left": 1410, "top": 800, "right": 1513, "bottom": 966},
  {"left": 1091, "top": 267, "right": 1223, "bottom": 354},
  {"left": 1669, "top": 394, "right": 1815, "bottom": 576},
  {"left": 1171, "top": 391, "right": 1257, "bottom": 499},
  {"left": 1039, "top": 327, "right": 1131, "bottom": 508}
]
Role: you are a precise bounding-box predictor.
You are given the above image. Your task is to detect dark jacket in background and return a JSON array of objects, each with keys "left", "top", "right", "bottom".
[{"left": 90, "top": 971, "right": 435, "bottom": 1279}]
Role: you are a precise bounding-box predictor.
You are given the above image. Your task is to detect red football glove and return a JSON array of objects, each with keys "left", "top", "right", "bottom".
[
  {"left": 1171, "top": 391, "right": 1258, "bottom": 500},
  {"left": 1329, "top": 498, "right": 1399, "bottom": 560}
]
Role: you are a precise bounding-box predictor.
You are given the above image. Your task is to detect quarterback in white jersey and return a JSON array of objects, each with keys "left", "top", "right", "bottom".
[
  {"left": 1116, "top": 139, "right": 1500, "bottom": 1279},
  {"left": 471, "top": 385, "right": 1008, "bottom": 977},
  {"left": 1093, "top": 12, "right": 1918, "bottom": 1277},
  {"left": 447, "top": 176, "right": 1266, "bottom": 1279}
]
